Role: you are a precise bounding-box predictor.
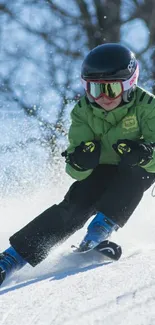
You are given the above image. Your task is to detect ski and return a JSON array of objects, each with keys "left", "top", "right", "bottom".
[
  {"left": 72, "top": 240, "right": 122, "bottom": 261},
  {"left": 94, "top": 240, "right": 122, "bottom": 260},
  {"left": 0, "top": 270, "right": 5, "bottom": 286}
]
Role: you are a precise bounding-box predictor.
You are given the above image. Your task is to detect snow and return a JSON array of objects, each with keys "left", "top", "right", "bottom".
[
  {"left": 0, "top": 1, "right": 155, "bottom": 322},
  {"left": 0, "top": 181, "right": 155, "bottom": 324},
  {"left": 0, "top": 115, "right": 155, "bottom": 324}
]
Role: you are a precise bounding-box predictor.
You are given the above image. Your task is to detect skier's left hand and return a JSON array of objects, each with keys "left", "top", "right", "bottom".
[
  {"left": 113, "top": 139, "right": 154, "bottom": 167},
  {"left": 61, "top": 140, "right": 101, "bottom": 171}
]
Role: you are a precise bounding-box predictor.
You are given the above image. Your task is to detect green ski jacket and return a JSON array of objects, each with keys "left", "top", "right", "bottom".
[{"left": 66, "top": 86, "right": 155, "bottom": 180}]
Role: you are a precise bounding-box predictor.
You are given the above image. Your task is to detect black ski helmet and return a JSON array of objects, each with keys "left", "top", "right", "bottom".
[
  {"left": 81, "top": 43, "right": 139, "bottom": 102},
  {"left": 81, "top": 43, "right": 137, "bottom": 80}
]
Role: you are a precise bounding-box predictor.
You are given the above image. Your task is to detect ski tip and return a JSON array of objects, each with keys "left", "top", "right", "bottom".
[{"left": 96, "top": 241, "right": 122, "bottom": 261}]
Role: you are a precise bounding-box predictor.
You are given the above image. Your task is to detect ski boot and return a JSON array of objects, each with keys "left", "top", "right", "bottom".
[
  {"left": 78, "top": 212, "right": 121, "bottom": 260},
  {"left": 0, "top": 246, "right": 26, "bottom": 286}
]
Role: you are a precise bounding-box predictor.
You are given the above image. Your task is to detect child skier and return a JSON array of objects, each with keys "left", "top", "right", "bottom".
[{"left": 1, "top": 43, "right": 155, "bottom": 286}]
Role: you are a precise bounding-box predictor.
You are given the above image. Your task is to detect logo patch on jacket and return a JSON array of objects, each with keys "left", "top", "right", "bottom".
[{"left": 122, "top": 115, "right": 138, "bottom": 130}]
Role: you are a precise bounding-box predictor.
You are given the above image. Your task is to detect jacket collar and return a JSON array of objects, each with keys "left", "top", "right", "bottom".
[{"left": 90, "top": 93, "right": 136, "bottom": 126}]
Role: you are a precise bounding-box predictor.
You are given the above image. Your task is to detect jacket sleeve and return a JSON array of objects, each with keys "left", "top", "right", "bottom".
[
  {"left": 65, "top": 100, "right": 95, "bottom": 180},
  {"left": 139, "top": 102, "right": 155, "bottom": 173}
]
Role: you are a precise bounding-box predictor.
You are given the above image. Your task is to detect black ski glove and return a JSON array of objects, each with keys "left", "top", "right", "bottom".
[
  {"left": 113, "top": 139, "right": 154, "bottom": 167},
  {"left": 61, "top": 140, "right": 101, "bottom": 171}
]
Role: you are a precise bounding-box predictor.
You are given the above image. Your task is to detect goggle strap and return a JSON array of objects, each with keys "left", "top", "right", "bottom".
[
  {"left": 122, "top": 64, "right": 139, "bottom": 91},
  {"left": 81, "top": 78, "right": 87, "bottom": 90}
]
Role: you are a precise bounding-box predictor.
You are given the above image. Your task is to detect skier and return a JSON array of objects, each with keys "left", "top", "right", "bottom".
[{"left": 1, "top": 43, "right": 155, "bottom": 286}]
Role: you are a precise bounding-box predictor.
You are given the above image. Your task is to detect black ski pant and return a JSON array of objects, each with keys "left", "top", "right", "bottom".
[{"left": 10, "top": 164, "right": 155, "bottom": 267}]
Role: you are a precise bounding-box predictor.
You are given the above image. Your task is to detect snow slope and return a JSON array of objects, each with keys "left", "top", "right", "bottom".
[
  {"left": 0, "top": 115, "right": 155, "bottom": 325},
  {"left": 0, "top": 186, "right": 155, "bottom": 325}
]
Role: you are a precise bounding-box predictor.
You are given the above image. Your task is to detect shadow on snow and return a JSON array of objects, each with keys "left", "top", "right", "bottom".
[{"left": 0, "top": 261, "right": 111, "bottom": 295}]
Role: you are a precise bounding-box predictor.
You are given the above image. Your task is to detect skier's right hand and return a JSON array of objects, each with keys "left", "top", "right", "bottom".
[
  {"left": 113, "top": 139, "right": 154, "bottom": 167},
  {"left": 61, "top": 140, "right": 101, "bottom": 171}
]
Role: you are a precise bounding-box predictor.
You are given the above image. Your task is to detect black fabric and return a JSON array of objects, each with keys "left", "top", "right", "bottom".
[
  {"left": 10, "top": 164, "right": 155, "bottom": 267},
  {"left": 95, "top": 165, "right": 155, "bottom": 226},
  {"left": 113, "top": 139, "right": 154, "bottom": 167},
  {"left": 62, "top": 140, "right": 101, "bottom": 171}
]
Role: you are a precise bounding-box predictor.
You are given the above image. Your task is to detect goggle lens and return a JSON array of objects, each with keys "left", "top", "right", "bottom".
[{"left": 88, "top": 81, "right": 123, "bottom": 100}]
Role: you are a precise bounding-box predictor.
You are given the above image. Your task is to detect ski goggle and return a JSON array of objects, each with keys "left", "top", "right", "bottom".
[{"left": 82, "top": 64, "right": 139, "bottom": 101}]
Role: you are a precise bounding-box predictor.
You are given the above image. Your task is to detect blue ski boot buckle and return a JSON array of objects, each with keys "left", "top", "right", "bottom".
[{"left": 79, "top": 212, "right": 119, "bottom": 252}]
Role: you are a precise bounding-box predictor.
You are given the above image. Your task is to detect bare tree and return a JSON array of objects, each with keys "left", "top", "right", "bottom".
[
  {"left": 121, "top": 0, "right": 155, "bottom": 91},
  {"left": 0, "top": 0, "right": 155, "bottom": 155}
]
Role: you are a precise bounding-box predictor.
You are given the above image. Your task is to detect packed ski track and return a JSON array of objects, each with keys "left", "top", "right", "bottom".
[{"left": 0, "top": 117, "right": 155, "bottom": 324}]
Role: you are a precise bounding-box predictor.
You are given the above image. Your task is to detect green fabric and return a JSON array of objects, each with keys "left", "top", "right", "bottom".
[{"left": 66, "top": 86, "right": 155, "bottom": 180}]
